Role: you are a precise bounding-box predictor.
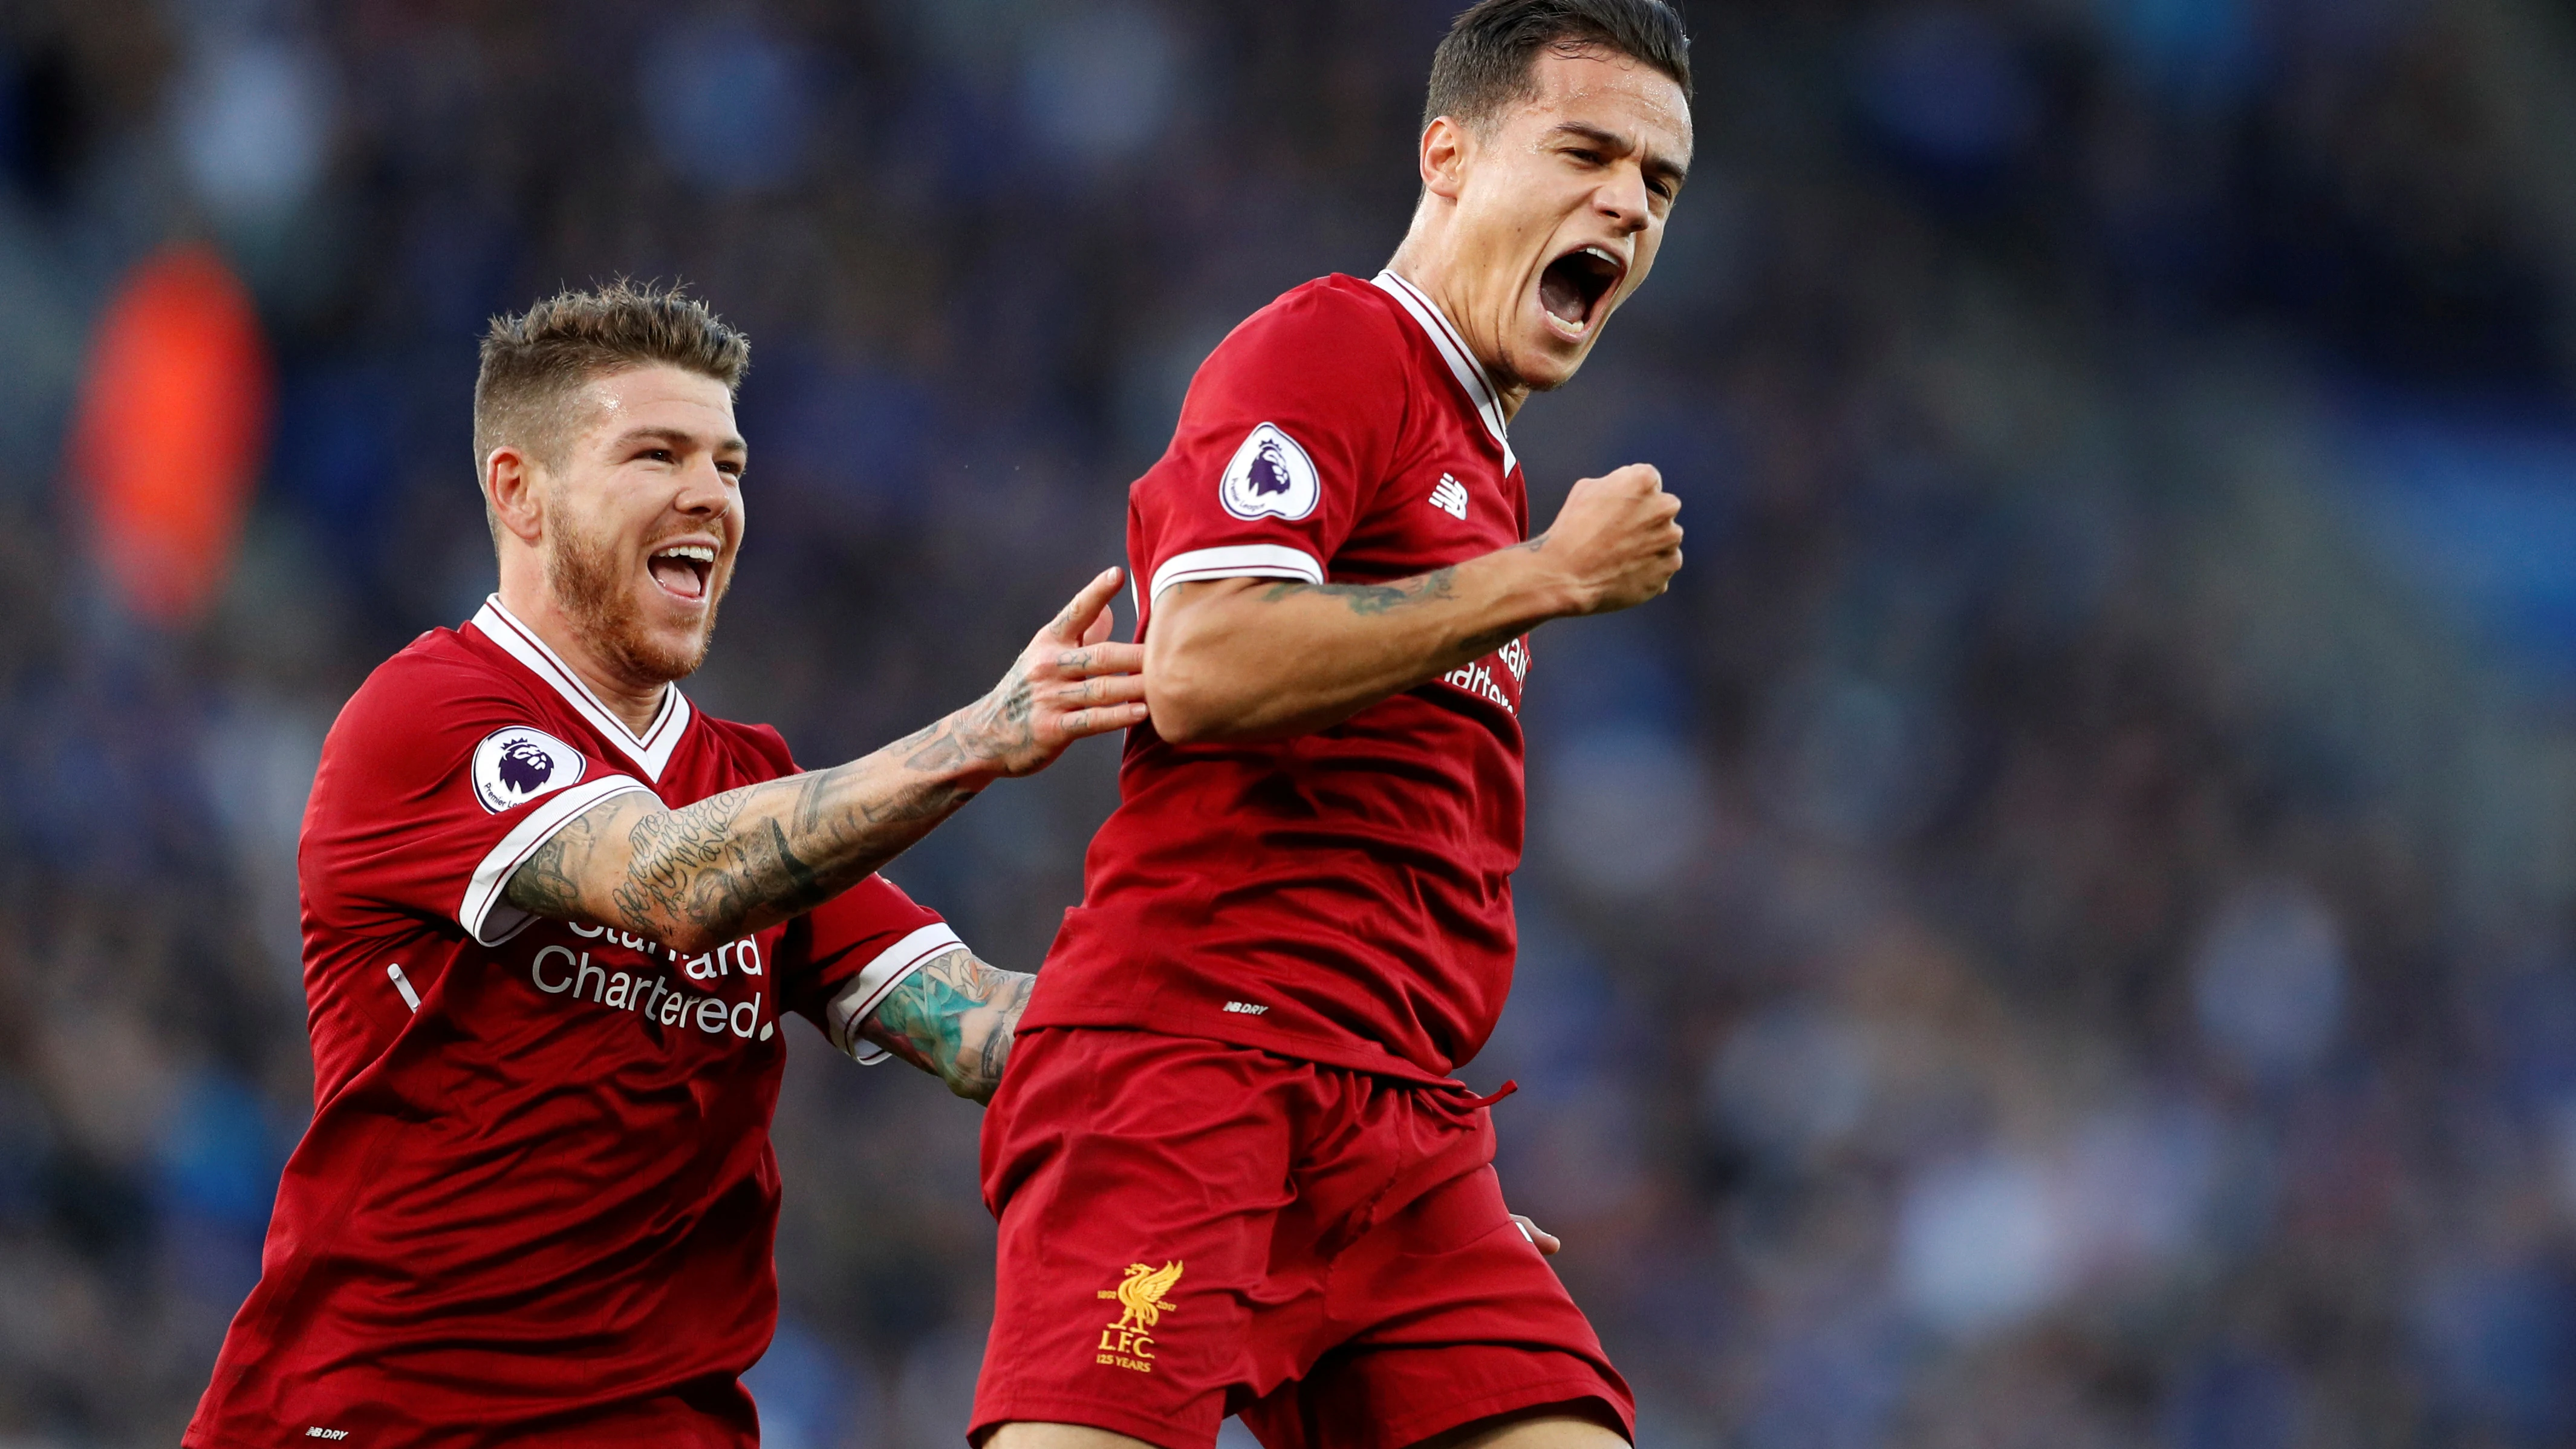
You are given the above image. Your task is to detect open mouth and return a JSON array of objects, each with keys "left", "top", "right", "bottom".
[
  {"left": 647, "top": 542, "right": 717, "bottom": 602},
  {"left": 1538, "top": 244, "right": 1625, "bottom": 338}
]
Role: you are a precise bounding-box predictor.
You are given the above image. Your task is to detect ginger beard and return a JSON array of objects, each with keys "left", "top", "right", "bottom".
[{"left": 544, "top": 507, "right": 726, "bottom": 686}]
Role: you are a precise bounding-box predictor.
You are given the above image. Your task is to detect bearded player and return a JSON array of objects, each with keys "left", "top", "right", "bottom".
[
  {"left": 186, "top": 283, "right": 1148, "bottom": 1446},
  {"left": 975, "top": 3, "right": 1692, "bottom": 1448}
]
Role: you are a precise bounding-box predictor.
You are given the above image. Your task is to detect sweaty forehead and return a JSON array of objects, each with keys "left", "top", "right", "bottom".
[{"left": 567, "top": 366, "right": 741, "bottom": 452}]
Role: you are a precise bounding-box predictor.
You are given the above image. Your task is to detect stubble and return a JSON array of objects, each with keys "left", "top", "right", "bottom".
[{"left": 544, "top": 515, "right": 721, "bottom": 685}]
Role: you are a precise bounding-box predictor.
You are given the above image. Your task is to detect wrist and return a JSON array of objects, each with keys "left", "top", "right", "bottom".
[
  {"left": 1495, "top": 537, "right": 1589, "bottom": 624},
  {"left": 936, "top": 703, "right": 1015, "bottom": 790}
]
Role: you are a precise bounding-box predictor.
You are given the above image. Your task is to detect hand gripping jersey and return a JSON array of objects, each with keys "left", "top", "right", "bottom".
[
  {"left": 186, "top": 598, "right": 963, "bottom": 1448},
  {"left": 1024, "top": 272, "right": 1533, "bottom": 1082}
]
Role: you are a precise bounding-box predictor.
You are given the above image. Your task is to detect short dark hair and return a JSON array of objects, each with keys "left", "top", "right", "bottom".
[
  {"left": 1423, "top": 0, "right": 1691, "bottom": 132},
  {"left": 473, "top": 279, "right": 750, "bottom": 476}
]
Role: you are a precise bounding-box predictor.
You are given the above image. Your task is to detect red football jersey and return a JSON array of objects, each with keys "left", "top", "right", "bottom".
[
  {"left": 1026, "top": 272, "right": 1532, "bottom": 1082},
  {"left": 187, "top": 598, "right": 962, "bottom": 1448}
]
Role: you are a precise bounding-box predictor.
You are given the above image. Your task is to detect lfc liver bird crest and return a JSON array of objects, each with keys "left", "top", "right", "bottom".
[{"left": 1098, "top": 1260, "right": 1184, "bottom": 1332}]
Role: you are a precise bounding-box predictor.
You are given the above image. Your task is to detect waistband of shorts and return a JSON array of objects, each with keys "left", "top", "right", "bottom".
[{"left": 1015, "top": 1021, "right": 1521, "bottom": 1099}]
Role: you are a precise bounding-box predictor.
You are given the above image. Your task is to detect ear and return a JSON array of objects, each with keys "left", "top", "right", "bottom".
[
  {"left": 486, "top": 446, "right": 547, "bottom": 545},
  {"left": 1419, "top": 115, "right": 1469, "bottom": 201}
]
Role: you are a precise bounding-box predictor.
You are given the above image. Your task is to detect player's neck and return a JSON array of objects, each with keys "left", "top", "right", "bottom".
[
  {"left": 493, "top": 582, "right": 669, "bottom": 734},
  {"left": 1382, "top": 238, "right": 1532, "bottom": 423}
]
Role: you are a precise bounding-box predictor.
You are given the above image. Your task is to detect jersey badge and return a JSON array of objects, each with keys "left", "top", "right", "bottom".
[
  {"left": 471, "top": 727, "right": 587, "bottom": 813},
  {"left": 1095, "top": 1259, "right": 1182, "bottom": 1373},
  {"left": 1219, "top": 423, "right": 1319, "bottom": 522},
  {"left": 1429, "top": 474, "right": 1470, "bottom": 520}
]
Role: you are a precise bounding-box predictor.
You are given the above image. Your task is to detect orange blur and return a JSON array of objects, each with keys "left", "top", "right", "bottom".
[{"left": 67, "top": 245, "right": 272, "bottom": 625}]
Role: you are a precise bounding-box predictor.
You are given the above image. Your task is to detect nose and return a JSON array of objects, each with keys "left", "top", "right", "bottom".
[
  {"left": 672, "top": 455, "right": 731, "bottom": 518},
  {"left": 1596, "top": 164, "right": 1651, "bottom": 236}
]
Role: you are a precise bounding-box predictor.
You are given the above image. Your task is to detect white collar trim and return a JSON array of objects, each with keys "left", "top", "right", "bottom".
[
  {"left": 468, "top": 596, "right": 693, "bottom": 781},
  {"left": 1370, "top": 269, "right": 1517, "bottom": 475}
]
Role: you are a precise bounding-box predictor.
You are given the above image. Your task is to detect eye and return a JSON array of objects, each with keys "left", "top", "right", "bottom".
[
  {"left": 718, "top": 460, "right": 744, "bottom": 480},
  {"left": 640, "top": 447, "right": 676, "bottom": 464}
]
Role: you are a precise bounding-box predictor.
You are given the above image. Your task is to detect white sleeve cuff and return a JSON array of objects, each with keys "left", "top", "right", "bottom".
[
  {"left": 825, "top": 922, "right": 967, "bottom": 1064},
  {"left": 459, "top": 777, "right": 659, "bottom": 946},
  {"left": 1150, "top": 543, "right": 1324, "bottom": 602}
]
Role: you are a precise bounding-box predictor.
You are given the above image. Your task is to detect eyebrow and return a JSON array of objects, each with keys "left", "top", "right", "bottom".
[
  {"left": 608, "top": 425, "right": 748, "bottom": 458},
  {"left": 1547, "top": 120, "right": 1690, "bottom": 190}
]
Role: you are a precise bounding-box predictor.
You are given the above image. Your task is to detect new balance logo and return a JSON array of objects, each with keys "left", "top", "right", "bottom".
[
  {"left": 1223, "top": 1001, "right": 1269, "bottom": 1015},
  {"left": 305, "top": 1431, "right": 348, "bottom": 1441},
  {"left": 1428, "top": 475, "right": 1469, "bottom": 520}
]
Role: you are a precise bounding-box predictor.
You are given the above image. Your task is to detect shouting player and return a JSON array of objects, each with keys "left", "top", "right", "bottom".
[
  {"left": 975, "top": 2, "right": 1692, "bottom": 1447},
  {"left": 186, "top": 284, "right": 1147, "bottom": 1446}
]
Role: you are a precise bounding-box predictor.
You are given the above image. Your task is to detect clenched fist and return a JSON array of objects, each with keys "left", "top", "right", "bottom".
[{"left": 1535, "top": 463, "right": 1683, "bottom": 615}]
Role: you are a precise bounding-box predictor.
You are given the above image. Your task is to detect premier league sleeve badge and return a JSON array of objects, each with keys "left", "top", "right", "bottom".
[
  {"left": 1218, "top": 422, "right": 1322, "bottom": 522},
  {"left": 470, "top": 727, "right": 588, "bottom": 814}
]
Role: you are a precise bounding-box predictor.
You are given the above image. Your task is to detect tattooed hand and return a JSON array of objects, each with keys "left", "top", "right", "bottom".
[
  {"left": 919, "top": 566, "right": 1150, "bottom": 780},
  {"left": 846, "top": 949, "right": 1034, "bottom": 1102}
]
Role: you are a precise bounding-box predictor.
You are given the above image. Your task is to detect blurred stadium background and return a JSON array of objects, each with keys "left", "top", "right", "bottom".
[{"left": 8, "top": 0, "right": 2576, "bottom": 1444}]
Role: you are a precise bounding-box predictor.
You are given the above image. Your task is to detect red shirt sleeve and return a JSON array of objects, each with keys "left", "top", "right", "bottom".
[
  {"left": 1131, "top": 281, "right": 1411, "bottom": 619},
  {"left": 302, "top": 648, "right": 656, "bottom": 948},
  {"left": 777, "top": 874, "right": 956, "bottom": 1061}
]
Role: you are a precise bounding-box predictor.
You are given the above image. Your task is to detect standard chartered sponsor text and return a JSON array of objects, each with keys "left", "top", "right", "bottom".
[{"left": 529, "top": 921, "right": 772, "bottom": 1041}]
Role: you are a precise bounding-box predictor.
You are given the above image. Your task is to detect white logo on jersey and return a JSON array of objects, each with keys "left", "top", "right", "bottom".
[
  {"left": 1429, "top": 474, "right": 1470, "bottom": 520},
  {"left": 1218, "top": 423, "right": 1321, "bottom": 522},
  {"left": 471, "top": 727, "right": 587, "bottom": 813},
  {"left": 530, "top": 928, "right": 776, "bottom": 1043}
]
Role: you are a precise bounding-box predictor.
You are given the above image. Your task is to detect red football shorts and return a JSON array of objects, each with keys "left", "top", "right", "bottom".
[{"left": 969, "top": 1027, "right": 1633, "bottom": 1449}]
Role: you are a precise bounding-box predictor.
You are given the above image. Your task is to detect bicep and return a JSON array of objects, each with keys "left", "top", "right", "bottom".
[
  {"left": 500, "top": 789, "right": 658, "bottom": 931},
  {"left": 1145, "top": 578, "right": 1275, "bottom": 669}
]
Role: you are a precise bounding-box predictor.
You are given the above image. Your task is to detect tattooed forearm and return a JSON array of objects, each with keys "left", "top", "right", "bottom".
[
  {"left": 1258, "top": 566, "right": 1460, "bottom": 616},
  {"left": 852, "top": 949, "right": 1035, "bottom": 1102},
  {"left": 608, "top": 787, "right": 755, "bottom": 937},
  {"left": 501, "top": 748, "right": 986, "bottom": 954},
  {"left": 1236, "top": 564, "right": 1515, "bottom": 689},
  {"left": 498, "top": 568, "right": 1147, "bottom": 951},
  {"left": 1147, "top": 537, "right": 1568, "bottom": 744}
]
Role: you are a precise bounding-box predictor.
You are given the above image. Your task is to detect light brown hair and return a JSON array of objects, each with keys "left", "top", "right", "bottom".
[{"left": 472, "top": 279, "right": 751, "bottom": 495}]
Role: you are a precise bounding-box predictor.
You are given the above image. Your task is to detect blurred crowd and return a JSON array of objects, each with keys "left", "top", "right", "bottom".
[{"left": 5, "top": 0, "right": 2576, "bottom": 1444}]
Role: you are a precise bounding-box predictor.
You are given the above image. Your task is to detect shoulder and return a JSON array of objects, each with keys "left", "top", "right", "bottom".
[
  {"left": 320, "top": 628, "right": 550, "bottom": 771},
  {"left": 690, "top": 714, "right": 800, "bottom": 781},
  {"left": 1203, "top": 275, "right": 1411, "bottom": 379},
  {"left": 1244, "top": 275, "right": 1409, "bottom": 346},
  {"left": 336, "top": 629, "right": 532, "bottom": 728},
  {"left": 1176, "top": 276, "right": 1416, "bottom": 450}
]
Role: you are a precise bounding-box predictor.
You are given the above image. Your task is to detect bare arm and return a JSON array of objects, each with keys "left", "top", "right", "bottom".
[
  {"left": 1147, "top": 464, "right": 1684, "bottom": 743},
  {"left": 502, "top": 568, "right": 1147, "bottom": 955},
  {"left": 833, "top": 948, "right": 1032, "bottom": 1103}
]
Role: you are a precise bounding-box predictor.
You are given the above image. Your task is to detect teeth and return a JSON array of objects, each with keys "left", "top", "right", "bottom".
[
  {"left": 655, "top": 544, "right": 717, "bottom": 564},
  {"left": 1582, "top": 246, "right": 1619, "bottom": 266}
]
